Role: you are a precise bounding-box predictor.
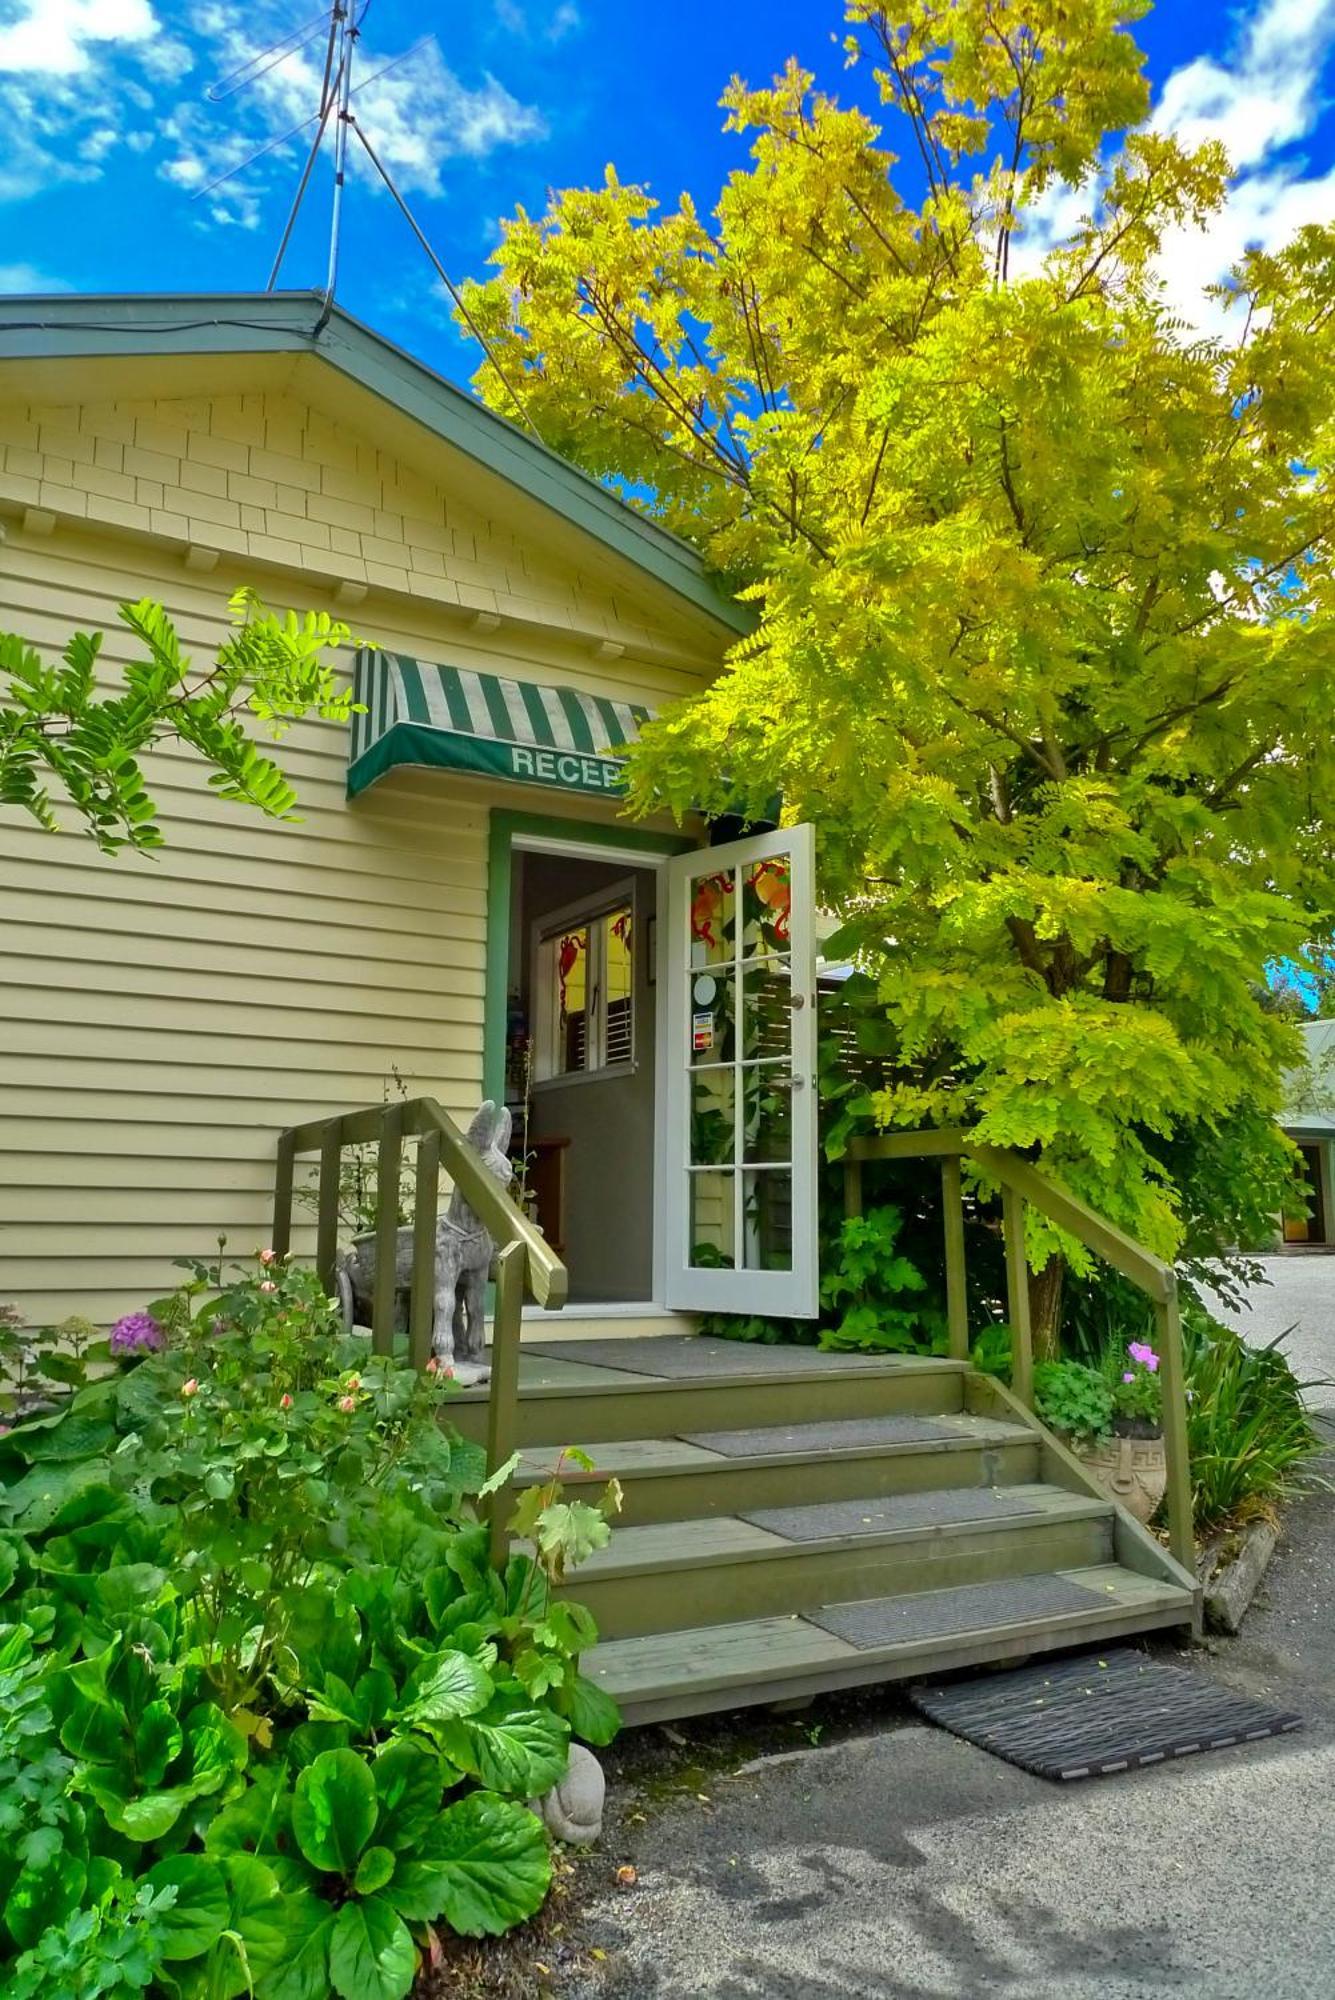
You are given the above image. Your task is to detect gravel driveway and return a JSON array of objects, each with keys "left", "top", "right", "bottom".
[
  {"left": 1204, "top": 1251, "right": 1335, "bottom": 1410},
  {"left": 558, "top": 1469, "right": 1335, "bottom": 2000},
  {"left": 550, "top": 1260, "right": 1335, "bottom": 2000}
]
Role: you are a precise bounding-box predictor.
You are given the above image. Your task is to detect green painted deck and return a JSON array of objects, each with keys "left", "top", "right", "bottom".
[{"left": 450, "top": 1335, "right": 1200, "bottom": 1724}]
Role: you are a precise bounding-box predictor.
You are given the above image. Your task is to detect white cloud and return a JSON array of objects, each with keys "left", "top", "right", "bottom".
[
  {"left": 0, "top": 259, "right": 71, "bottom": 291},
  {"left": 160, "top": 10, "right": 545, "bottom": 231},
  {"left": 1153, "top": 0, "right": 1335, "bottom": 169},
  {"left": 1018, "top": 0, "right": 1335, "bottom": 337},
  {"left": 0, "top": 0, "right": 192, "bottom": 200},
  {"left": 0, "top": 0, "right": 158, "bottom": 76},
  {"left": 493, "top": 0, "right": 583, "bottom": 42}
]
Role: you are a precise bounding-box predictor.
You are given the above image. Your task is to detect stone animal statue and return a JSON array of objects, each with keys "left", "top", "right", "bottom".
[{"left": 334, "top": 1101, "right": 514, "bottom": 1387}]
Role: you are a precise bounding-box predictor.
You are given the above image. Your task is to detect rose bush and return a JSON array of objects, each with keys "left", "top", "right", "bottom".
[{"left": 0, "top": 1256, "right": 619, "bottom": 1999}]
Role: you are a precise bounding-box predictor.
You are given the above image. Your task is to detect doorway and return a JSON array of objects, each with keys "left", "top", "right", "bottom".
[
  {"left": 502, "top": 838, "right": 663, "bottom": 1305},
  {"left": 1284, "top": 1143, "right": 1329, "bottom": 1245}
]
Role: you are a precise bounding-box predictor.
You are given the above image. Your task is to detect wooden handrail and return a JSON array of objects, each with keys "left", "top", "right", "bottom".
[
  {"left": 845, "top": 1129, "right": 1194, "bottom": 1574},
  {"left": 271, "top": 1095, "right": 567, "bottom": 1567},
  {"left": 272, "top": 1097, "right": 567, "bottom": 1310}
]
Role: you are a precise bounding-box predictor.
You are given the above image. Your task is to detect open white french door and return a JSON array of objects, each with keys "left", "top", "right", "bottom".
[{"left": 662, "top": 824, "right": 819, "bottom": 1317}]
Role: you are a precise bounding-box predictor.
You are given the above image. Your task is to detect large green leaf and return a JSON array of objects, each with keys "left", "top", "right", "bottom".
[
  {"left": 438, "top": 1692, "right": 570, "bottom": 1798},
  {"left": 370, "top": 1737, "right": 445, "bottom": 1853},
  {"left": 394, "top": 1647, "right": 493, "bottom": 1725},
  {"left": 217, "top": 1853, "right": 289, "bottom": 1990},
  {"left": 555, "top": 1671, "right": 623, "bottom": 1749},
  {"left": 2, "top": 1839, "right": 86, "bottom": 1949},
  {"left": 203, "top": 1768, "right": 292, "bottom": 1859},
  {"left": 146, "top": 1854, "right": 231, "bottom": 1961},
  {"left": 93, "top": 1562, "right": 167, "bottom": 1618},
  {"left": 133, "top": 1699, "right": 183, "bottom": 1788},
  {"left": 354, "top": 1845, "right": 396, "bottom": 1895},
  {"left": 328, "top": 1894, "right": 417, "bottom": 2000},
  {"left": 419, "top": 1792, "right": 551, "bottom": 1937},
  {"left": 292, "top": 1748, "right": 377, "bottom": 1875},
  {"left": 254, "top": 1893, "right": 335, "bottom": 2000}
]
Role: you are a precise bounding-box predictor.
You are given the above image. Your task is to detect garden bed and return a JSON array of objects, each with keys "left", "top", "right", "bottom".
[{"left": 0, "top": 1258, "right": 620, "bottom": 2000}]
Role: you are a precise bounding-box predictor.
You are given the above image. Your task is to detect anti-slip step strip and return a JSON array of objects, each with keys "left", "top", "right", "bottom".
[
  {"left": 740, "top": 1485, "right": 1056, "bottom": 1541},
  {"left": 679, "top": 1413, "right": 991, "bottom": 1457},
  {"left": 909, "top": 1645, "right": 1302, "bottom": 1781},
  {"left": 807, "top": 1572, "right": 1102, "bottom": 1647},
  {"left": 521, "top": 1335, "right": 913, "bottom": 1379}
]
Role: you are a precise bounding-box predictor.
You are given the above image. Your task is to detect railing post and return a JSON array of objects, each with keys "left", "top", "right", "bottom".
[
  {"left": 316, "top": 1124, "right": 342, "bottom": 1294},
  {"left": 409, "top": 1129, "right": 441, "bottom": 1372},
  {"left": 941, "top": 1154, "right": 969, "bottom": 1362},
  {"left": 486, "top": 1239, "right": 525, "bottom": 1572},
  {"left": 843, "top": 1159, "right": 863, "bottom": 1220},
  {"left": 272, "top": 1132, "right": 295, "bottom": 1260},
  {"left": 1155, "top": 1279, "right": 1195, "bottom": 1574},
  {"left": 1001, "top": 1183, "right": 1034, "bottom": 1408},
  {"left": 371, "top": 1104, "right": 405, "bottom": 1357}
]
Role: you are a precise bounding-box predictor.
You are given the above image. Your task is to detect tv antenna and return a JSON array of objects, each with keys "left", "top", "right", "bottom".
[{"left": 197, "top": 0, "right": 539, "bottom": 436}]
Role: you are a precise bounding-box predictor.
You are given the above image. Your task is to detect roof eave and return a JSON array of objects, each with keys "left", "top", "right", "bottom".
[{"left": 0, "top": 291, "right": 751, "bottom": 639}]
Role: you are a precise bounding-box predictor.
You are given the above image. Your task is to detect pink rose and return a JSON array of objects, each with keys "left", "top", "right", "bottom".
[
  {"left": 181, "top": 1378, "right": 199, "bottom": 1399},
  {"left": 280, "top": 1393, "right": 293, "bottom": 1410},
  {"left": 259, "top": 1248, "right": 278, "bottom": 1266},
  {"left": 345, "top": 1374, "right": 361, "bottom": 1392},
  {"left": 338, "top": 1394, "right": 357, "bottom": 1413},
  {"left": 259, "top": 1281, "right": 278, "bottom": 1295},
  {"left": 425, "top": 1356, "right": 439, "bottom": 1374}
]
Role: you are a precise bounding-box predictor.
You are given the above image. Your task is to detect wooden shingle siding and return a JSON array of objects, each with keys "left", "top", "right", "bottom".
[{"left": 0, "top": 385, "right": 719, "bottom": 1324}]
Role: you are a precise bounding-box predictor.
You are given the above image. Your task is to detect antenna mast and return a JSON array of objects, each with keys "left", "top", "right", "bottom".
[{"left": 199, "top": 0, "right": 540, "bottom": 434}]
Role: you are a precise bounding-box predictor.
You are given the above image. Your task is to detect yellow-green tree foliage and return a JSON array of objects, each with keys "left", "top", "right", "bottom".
[{"left": 464, "top": 0, "right": 1334, "bottom": 1271}]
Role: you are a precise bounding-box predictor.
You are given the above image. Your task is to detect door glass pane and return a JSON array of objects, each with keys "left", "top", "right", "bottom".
[
  {"left": 603, "top": 906, "right": 633, "bottom": 1065},
  {"left": 743, "top": 1068, "right": 793, "bottom": 1165},
  {"left": 742, "top": 1170, "right": 793, "bottom": 1270},
  {"left": 557, "top": 926, "right": 589, "bottom": 1073},
  {"left": 689, "top": 868, "right": 736, "bottom": 968},
  {"left": 741, "top": 857, "right": 791, "bottom": 957},
  {"left": 688, "top": 969, "right": 735, "bottom": 1065},
  {"left": 690, "top": 1171, "right": 736, "bottom": 1268},
  {"left": 741, "top": 956, "right": 793, "bottom": 1064},
  {"left": 691, "top": 1069, "right": 735, "bottom": 1165}
]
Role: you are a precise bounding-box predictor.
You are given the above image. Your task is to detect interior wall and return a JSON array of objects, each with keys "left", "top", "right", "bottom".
[{"left": 512, "top": 850, "right": 658, "bottom": 1302}]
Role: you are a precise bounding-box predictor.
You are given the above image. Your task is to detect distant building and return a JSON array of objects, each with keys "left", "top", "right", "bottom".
[{"left": 1280, "top": 1019, "right": 1335, "bottom": 1245}]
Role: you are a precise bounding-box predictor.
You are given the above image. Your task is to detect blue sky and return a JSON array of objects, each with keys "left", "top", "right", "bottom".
[{"left": 1, "top": 0, "right": 1334, "bottom": 389}]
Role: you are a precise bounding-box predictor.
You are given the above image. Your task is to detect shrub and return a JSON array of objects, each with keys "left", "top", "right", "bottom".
[
  {"left": 0, "top": 1256, "right": 619, "bottom": 2000},
  {"left": 1032, "top": 1359, "right": 1114, "bottom": 1449},
  {"left": 1182, "top": 1310, "right": 1330, "bottom": 1534}
]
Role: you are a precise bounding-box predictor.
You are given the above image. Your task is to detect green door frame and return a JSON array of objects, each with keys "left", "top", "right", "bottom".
[{"left": 483, "top": 807, "right": 695, "bottom": 1109}]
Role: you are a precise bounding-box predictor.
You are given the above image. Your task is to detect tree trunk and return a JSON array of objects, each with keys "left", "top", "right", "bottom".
[{"left": 1029, "top": 1255, "right": 1064, "bottom": 1364}]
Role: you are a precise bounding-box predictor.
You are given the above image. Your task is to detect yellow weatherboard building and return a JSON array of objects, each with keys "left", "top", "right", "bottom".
[{"left": 0, "top": 291, "right": 775, "bottom": 1329}]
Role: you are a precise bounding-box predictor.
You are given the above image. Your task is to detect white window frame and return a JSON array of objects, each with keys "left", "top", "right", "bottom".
[{"left": 530, "top": 877, "right": 637, "bottom": 1088}]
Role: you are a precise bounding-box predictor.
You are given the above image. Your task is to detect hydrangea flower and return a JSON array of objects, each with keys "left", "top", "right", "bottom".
[{"left": 109, "top": 1311, "right": 165, "bottom": 1357}]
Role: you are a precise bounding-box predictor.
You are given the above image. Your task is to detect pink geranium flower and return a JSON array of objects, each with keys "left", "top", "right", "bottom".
[{"left": 1127, "top": 1341, "right": 1159, "bottom": 1373}]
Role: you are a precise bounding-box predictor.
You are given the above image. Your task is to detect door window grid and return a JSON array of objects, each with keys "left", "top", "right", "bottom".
[{"left": 685, "top": 857, "right": 795, "bottom": 1271}]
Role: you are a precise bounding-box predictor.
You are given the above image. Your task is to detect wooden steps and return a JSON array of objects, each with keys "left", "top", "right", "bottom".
[
  {"left": 583, "top": 1565, "right": 1195, "bottom": 1726},
  {"left": 515, "top": 1415, "right": 1042, "bottom": 1523},
  {"left": 566, "top": 1485, "right": 1115, "bottom": 1638},
  {"left": 461, "top": 1334, "right": 1199, "bottom": 1723}
]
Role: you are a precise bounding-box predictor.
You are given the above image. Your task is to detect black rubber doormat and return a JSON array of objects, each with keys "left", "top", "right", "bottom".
[{"left": 909, "top": 1646, "right": 1302, "bottom": 1781}]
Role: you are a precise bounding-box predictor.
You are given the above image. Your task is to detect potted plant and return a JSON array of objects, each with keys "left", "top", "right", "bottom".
[{"left": 1033, "top": 1343, "right": 1167, "bottom": 1524}]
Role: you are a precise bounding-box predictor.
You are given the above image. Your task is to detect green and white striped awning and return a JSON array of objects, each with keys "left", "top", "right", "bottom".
[{"left": 347, "top": 649, "right": 656, "bottom": 801}]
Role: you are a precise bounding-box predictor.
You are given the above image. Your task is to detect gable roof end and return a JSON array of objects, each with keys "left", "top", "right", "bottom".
[{"left": 0, "top": 290, "right": 750, "bottom": 638}]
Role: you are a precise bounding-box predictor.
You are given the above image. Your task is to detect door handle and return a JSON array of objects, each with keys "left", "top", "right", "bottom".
[{"left": 766, "top": 1073, "right": 806, "bottom": 1091}]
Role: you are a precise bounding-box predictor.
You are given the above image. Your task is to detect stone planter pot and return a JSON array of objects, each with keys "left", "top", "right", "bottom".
[{"left": 1072, "top": 1429, "right": 1167, "bottom": 1524}]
